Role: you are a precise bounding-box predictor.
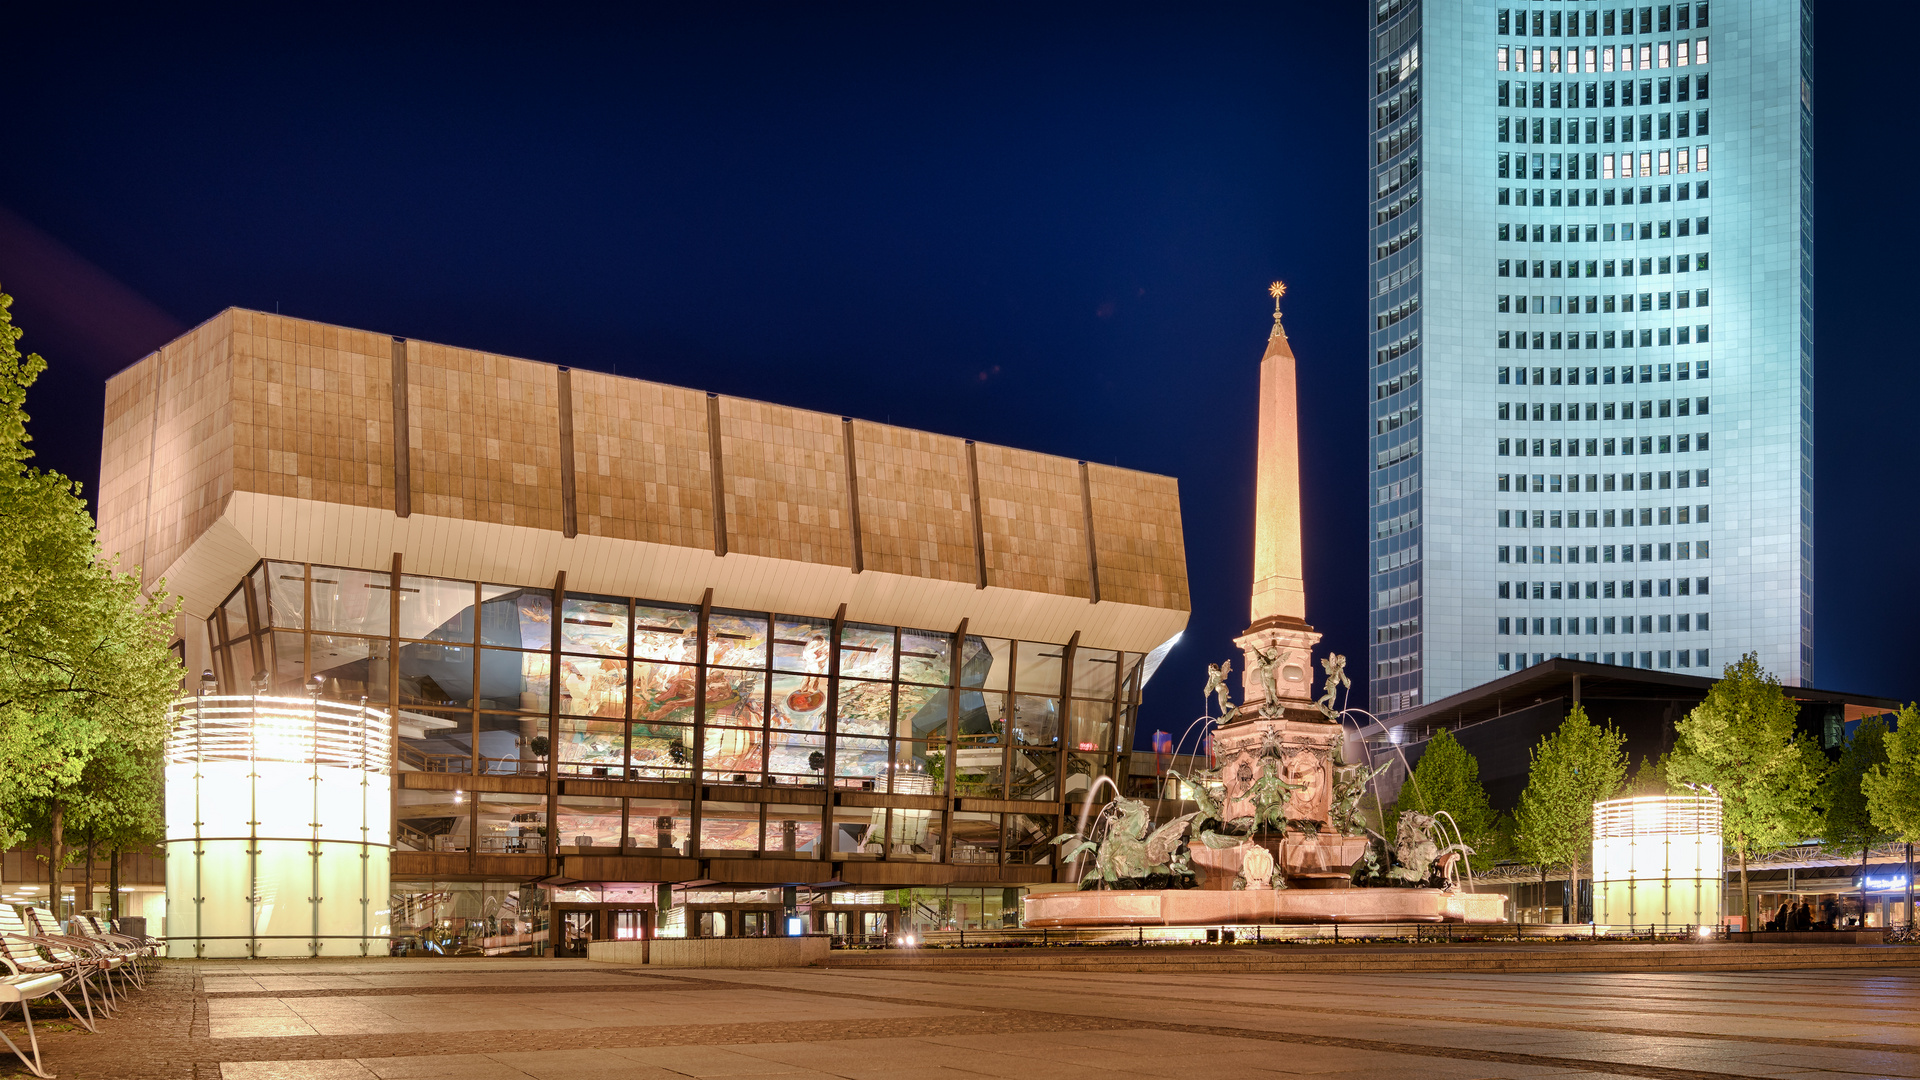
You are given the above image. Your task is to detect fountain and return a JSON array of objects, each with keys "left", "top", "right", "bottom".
[{"left": 1025, "top": 283, "right": 1505, "bottom": 928}]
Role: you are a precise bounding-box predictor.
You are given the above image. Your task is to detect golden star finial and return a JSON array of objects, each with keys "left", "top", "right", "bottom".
[{"left": 1268, "top": 281, "right": 1286, "bottom": 300}]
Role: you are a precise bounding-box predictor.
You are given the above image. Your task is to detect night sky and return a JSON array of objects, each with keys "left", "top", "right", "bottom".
[{"left": 1, "top": 6, "right": 1912, "bottom": 747}]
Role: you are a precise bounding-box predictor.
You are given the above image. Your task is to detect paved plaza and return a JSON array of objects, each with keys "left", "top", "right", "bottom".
[{"left": 22, "top": 956, "right": 1920, "bottom": 1079}]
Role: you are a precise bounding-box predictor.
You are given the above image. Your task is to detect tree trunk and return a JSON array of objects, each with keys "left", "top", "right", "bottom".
[
  {"left": 1862, "top": 844, "right": 1870, "bottom": 928},
  {"left": 47, "top": 800, "right": 64, "bottom": 920},
  {"left": 84, "top": 828, "right": 96, "bottom": 915},
  {"left": 109, "top": 849, "right": 121, "bottom": 922},
  {"left": 1738, "top": 846, "right": 1749, "bottom": 931}
]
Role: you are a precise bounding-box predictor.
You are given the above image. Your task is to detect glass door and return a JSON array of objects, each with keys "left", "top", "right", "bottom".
[
  {"left": 554, "top": 909, "right": 599, "bottom": 956},
  {"left": 608, "top": 909, "right": 650, "bottom": 940}
]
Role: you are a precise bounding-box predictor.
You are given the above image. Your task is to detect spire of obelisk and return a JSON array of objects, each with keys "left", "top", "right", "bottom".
[{"left": 1249, "top": 281, "right": 1307, "bottom": 627}]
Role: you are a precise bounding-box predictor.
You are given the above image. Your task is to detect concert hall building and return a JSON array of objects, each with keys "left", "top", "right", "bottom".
[{"left": 99, "top": 308, "right": 1190, "bottom": 952}]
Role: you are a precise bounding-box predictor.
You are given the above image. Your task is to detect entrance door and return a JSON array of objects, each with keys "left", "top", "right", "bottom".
[
  {"left": 696, "top": 910, "right": 730, "bottom": 938},
  {"left": 554, "top": 909, "right": 599, "bottom": 957},
  {"left": 608, "top": 909, "right": 650, "bottom": 941},
  {"left": 738, "top": 911, "right": 771, "bottom": 937},
  {"left": 822, "top": 911, "right": 850, "bottom": 938},
  {"left": 861, "top": 911, "right": 889, "bottom": 939}
]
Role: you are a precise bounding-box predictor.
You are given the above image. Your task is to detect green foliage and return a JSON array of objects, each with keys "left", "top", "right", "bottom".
[
  {"left": 1513, "top": 705, "right": 1627, "bottom": 884},
  {"left": 1863, "top": 705, "right": 1920, "bottom": 842},
  {"left": 1822, "top": 714, "right": 1892, "bottom": 853},
  {"left": 1387, "top": 729, "right": 1501, "bottom": 869},
  {"left": 0, "top": 290, "right": 180, "bottom": 860},
  {"left": 1621, "top": 755, "right": 1670, "bottom": 797},
  {"left": 1665, "top": 652, "right": 1828, "bottom": 923}
]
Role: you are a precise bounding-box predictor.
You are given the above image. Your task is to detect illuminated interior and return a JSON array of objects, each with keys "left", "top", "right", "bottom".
[
  {"left": 164, "top": 694, "right": 395, "bottom": 957},
  {"left": 1592, "top": 794, "right": 1723, "bottom": 928}
]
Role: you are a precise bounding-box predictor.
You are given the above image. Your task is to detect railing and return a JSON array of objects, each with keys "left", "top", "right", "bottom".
[{"left": 843, "top": 922, "right": 1739, "bottom": 949}]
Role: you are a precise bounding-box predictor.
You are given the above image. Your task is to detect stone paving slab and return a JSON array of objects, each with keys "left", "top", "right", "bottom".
[{"left": 10, "top": 956, "right": 1920, "bottom": 1079}]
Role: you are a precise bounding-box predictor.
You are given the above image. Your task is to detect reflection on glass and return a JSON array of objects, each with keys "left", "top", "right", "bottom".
[
  {"left": 267, "top": 562, "right": 305, "bottom": 628},
  {"left": 894, "top": 684, "right": 943, "bottom": 739},
  {"left": 556, "top": 796, "right": 621, "bottom": 848},
  {"left": 632, "top": 603, "right": 698, "bottom": 661},
  {"left": 1065, "top": 753, "right": 1110, "bottom": 805},
  {"left": 221, "top": 587, "right": 250, "bottom": 645},
  {"left": 1012, "top": 695, "right": 1060, "bottom": 747},
  {"left": 767, "top": 730, "right": 825, "bottom": 783},
  {"left": 632, "top": 662, "right": 697, "bottom": 729},
  {"left": 478, "top": 713, "right": 543, "bottom": 775},
  {"left": 834, "top": 736, "right": 889, "bottom": 784},
  {"left": 829, "top": 805, "right": 877, "bottom": 855},
  {"left": 390, "top": 881, "right": 547, "bottom": 957},
  {"left": 898, "top": 629, "right": 952, "bottom": 686},
  {"left": 310, "top": 635, "right": 390, "bottom": 700},
  {"left": 398, "top": 642, "right": 472, "bottom": 707},
  {"left": 703, "top": 669, "right": 763, "bottom": 729},
  {"left": 1071, "top": 648, "right": 1119, "bottom": 700},
  {"left": 898, "top": 740, "right": 939, "bottom": 784},
  {"left": 630, "top": 802, "right": 688, "bottom": 852},
  {"left": 476, "top": 648, "right": 549, "bottom": 712},
  {"left": 770, "top": 672, "right": 828, "bottom": 732},
  {"left": 397, "top": 709, "right": 471, "bottom": 773},
  {"left": 949, "top": 811, "right": 1001, "bottom": 863},
  {"left": 700, "top": 803, "right": 759, "bottom": 851},
  {"left": 885, "top": 804, "right": 937, "bottom": 858},
  {"left": 763, "top": 808, "right": 821, "bottom": 856},
  {"left": 707, "top": 610, "right": 768, "bottom": 667},
  {"left": 477, "top": 791, "right": 547, "bottom": 855},
  {"left": 397, "top": 788, "right": 468, "bottom": 853},
  {"left": 1068, "top": 700, "right": 1112, "bottom": 752},
  {"left": 248, "top": 564, "right": 269, "bottom": 637},
  {"left": 835, "top": 679, "right": 891, "bottom": 735},
  {"left": 480, "top": 586, "right": 550, "bottom": 650},
  {"left": 957, "top": 689, "right": 1006, "bottom": 738},
  {"left": 838, "top": 623, "right": 894, "bottom": 680},
  {"left": 772, "top": 616, "right": 831, "bottom": 674},
  {"left": 398, "top": 575, "right": 478, "bottom": 642},
  {"left": 1016, "top": 642, "right": 1065, "bottom": 696},
  {"left": 960, "top": 636, "right": 1010, "bottom": 690},
  {"left": 268, "top": 631, "right": 305, "bottom": 693},
  {"left": 627, "top": 725, "right": 691, "bottom": 779},
  {"left": 703, "top": 721, "right": 763, "bottom": 779},
  {"left": 559, "top": 655, "right": 627, "bottom": 717},
  {"left": 1005, "top": 813, "right": 1057, "bottom": 865},
  {"left": 310, "top": 566, "right": 392, "bottom": 636},
  {"left": 559, "top": 717, "right": 625, "bottom": 776},
  {"left": 561, "top": 594, "right": 629, "bottom": 655},
  {"left": 1008, "top": 741, "right": 1058, "bottom": 802}
]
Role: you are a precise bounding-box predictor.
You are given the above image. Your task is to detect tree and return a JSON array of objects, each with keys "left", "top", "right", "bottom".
[
  {"left": 0, "top": 290, "right": 180, "bottom": 909},
  {"left": 1388, "top": 729, "right": 1500, "bottom": 869},
  {"left": 1622, "top": 755, "right": 1670, "bottom": 797},
  {"left": 1863, "top": 704, "right": 1920, "bottom": 841},
  {"left": 1514, "top": 704, "right": 1627, "bottom": 923},
  {"left": 1666, "top": 652, "right": 1828, "bottom": 929},
  {"left": 1822, "top": 714, "right": 1893, "bottom": 923}
]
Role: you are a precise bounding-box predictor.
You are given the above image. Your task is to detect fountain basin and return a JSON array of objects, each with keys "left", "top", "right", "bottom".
[
  {"left": 1187, "top": 832, "right": 1373, "bottom": 889},
  {"left": 1024, "top": 887, "right": 1506, "bottom": 926}
]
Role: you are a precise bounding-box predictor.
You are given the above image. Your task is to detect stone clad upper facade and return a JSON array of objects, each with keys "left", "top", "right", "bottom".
[{"left": 100, "top": 309, "right": 1189, "bottom": 656}]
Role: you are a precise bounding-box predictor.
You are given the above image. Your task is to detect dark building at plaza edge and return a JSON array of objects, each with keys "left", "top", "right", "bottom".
[{"left": 98, "top": 309, "right": 1191, "bottom": 953}]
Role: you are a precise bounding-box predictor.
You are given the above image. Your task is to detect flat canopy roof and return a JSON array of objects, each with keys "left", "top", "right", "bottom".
[{"left": 1385, "top": 658, "right": 1902, "bottom": 738}]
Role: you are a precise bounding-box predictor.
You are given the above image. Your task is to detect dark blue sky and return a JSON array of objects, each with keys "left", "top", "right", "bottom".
[{"left": 1, "top": 5, "right": 1911, "bottom": 743}]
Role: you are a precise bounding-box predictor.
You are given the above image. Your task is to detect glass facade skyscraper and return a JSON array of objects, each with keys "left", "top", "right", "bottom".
[{"left": 1367, "top": 1, "right": 1814, "bottom": 717}]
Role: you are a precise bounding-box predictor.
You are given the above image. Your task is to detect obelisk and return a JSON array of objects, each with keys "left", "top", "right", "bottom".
[{"left": 1233, "top": 282, "right": 1324, "bottom": 717}]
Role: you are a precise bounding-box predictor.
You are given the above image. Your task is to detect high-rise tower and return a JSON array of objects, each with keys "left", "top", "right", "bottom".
[{"left": 1366, "top": 1, "right": 1815, "bottom": 719}]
